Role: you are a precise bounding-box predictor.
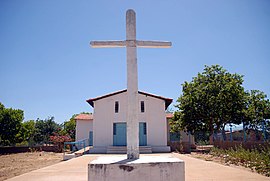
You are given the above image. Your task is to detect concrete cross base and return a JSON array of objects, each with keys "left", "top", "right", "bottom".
[{"left": 88, "top": 155, "right": 185, "bottom": 181}]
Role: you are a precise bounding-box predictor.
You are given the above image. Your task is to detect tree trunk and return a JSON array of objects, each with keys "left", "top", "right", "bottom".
[
  {"left": 222, "top": 125, "right": 226, "bottom": 141},
  {"left": 209, "top": 118, "right": 214, "bottom": 144}
]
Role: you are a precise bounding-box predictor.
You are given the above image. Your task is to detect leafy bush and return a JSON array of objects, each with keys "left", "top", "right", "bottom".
[
  {"left": 50, "top": 133, "right": 72, "bottom": 152},
  {"left": 210, "top": 144, "right": 270, "bottom": 177}
]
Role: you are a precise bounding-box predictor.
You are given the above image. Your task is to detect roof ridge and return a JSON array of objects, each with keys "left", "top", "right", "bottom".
[{"left": 86, "top": 89, "right": 173, "bottom": 109}]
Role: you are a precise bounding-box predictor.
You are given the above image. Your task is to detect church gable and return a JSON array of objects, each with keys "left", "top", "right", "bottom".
[{"left": 86, "top": 89, "right": 172, "bottom": 110}]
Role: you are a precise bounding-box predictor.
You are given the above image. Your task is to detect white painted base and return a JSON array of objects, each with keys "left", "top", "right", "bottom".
[
  {"left": 88, "top": 155, "right": 185, "bottom": 181},
  {"left": 88, "top": 146, "right": 107, "bottom": 153},
  {"left": 63, "top": 153, "right": 76, "bottom": 161},
  {"left": 152, "top": 146, "right": 171, "bottom": 153}
]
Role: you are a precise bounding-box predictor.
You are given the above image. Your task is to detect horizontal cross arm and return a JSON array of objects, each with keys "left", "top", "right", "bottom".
[
  {"left": 90, "top": 41, "right": 126, "bottom": 48},
  {"left": 136, "top": 40, "right": 172, "bottom": 48}
]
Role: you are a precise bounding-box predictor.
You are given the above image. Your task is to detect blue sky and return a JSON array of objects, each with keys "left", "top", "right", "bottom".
[{"left": 0, "top": 0, "right": 269, "bottom": 123}]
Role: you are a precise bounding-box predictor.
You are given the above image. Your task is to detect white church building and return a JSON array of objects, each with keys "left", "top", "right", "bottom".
[{"left": 75, "top": 89, "right": 174, "bottom": 153}]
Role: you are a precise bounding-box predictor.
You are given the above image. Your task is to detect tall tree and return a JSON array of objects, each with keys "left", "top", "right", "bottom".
[
  {"left": 172, "top": 65, "right": 246, "bottom": 142},
  {"left": 0, "top": 103, "right": 24, "bottom": 146},
  {"left": 19, "top": 120, "right": 36, "bottom": 145},
  {"left": 61, "top": 114, "right": 77, "bottom": 140},
  {"left": 33, "top": 116, "right": 61, "bottom": 144},
  {"left": 244, "top": 90, "right": 270, "bottom": 130}
]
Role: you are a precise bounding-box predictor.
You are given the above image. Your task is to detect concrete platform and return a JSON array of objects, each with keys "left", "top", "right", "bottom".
[
  {"left": 89, "top": 155, "right": 184, "bottom": 181},
  {"left": 63, "top": 146, "right": 91, "bottom": 160},
  {"left": 6, "top": 153, "right": 270, "bottom": 181}
]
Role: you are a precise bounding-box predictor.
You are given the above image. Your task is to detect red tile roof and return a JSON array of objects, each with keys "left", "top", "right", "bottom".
[
  {"left": 74, "top": 114, "right": 93, "bottom": 120},
  {"left": 86, "top": 89, "right": 173, "bottom": 109},
  {"left": 166, "top": 113, "right": 174, "bottom": 119}
]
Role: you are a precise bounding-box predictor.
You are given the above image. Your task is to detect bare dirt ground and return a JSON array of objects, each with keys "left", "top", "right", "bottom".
[{"left": 0, "top": 152, "right": 63, "bottom": 181}]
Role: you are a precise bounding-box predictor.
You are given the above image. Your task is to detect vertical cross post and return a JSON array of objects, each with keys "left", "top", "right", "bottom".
[{"left": 126, "top": 10, "right": 139, "bottom": 159}]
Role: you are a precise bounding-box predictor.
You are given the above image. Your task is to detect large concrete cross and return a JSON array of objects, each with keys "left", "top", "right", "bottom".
[{"left": 90, "top": 9, "right": 171, "bottom": 159}]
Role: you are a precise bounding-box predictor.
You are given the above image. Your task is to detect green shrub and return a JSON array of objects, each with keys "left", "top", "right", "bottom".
[{"left": 210, "top": 144, "right": 270, "bottom": 177}]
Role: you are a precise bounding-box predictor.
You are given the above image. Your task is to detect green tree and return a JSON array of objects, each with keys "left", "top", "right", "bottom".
[
  {"left": 17, "top": 120, "right": 36, "bottom": 145},
  {"left": 169, "top": 111, "right": 182, "bottom": 133},
  {"left": 33, "top": 117, "right": 61, "bottom": 144},
  {"left": 0, "top": 103, "right": 24, "bottom": 146},
  {"left": 244, "top": 90, "right": 270, "bottom": 131},
  {"left": 172, "top": 65, "right": 246, "bottom": 142},
  {"left": 62, "top": 114, "right": 76, "bottom": 140}
]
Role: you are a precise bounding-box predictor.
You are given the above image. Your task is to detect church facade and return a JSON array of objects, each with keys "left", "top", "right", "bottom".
[{"left": 75, "top": 89, "right": 173, "bottom": 153}]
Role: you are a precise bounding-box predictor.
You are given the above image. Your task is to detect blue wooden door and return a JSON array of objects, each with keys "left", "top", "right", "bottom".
[
  {"left": 89, "top": 131, "right": 93, "bottom": 146},
  {"left": 139, "top": 122, "right": 147, "bottom": 146},
  {"left": 113, "top": 123, "right": 127, "bottom": 146}
]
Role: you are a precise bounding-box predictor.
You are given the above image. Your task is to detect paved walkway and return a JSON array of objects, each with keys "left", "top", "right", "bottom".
[
  {"left": 173, "top": 153, "right": 270, "bottom": 181},
  {"left": 7, "top": 153, "right": 270, "bottom": 181}
]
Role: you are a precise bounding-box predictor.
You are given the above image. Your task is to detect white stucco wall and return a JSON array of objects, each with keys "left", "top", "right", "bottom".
[
  {"left": 93, "top": 92, "right": 168, "bottom": 147},
  {"left": 75, "top": 119, "right": 93, "bottom": 141},
  {"left": 140, "top": 94, "right": 167, "bottom": 146},
  {"left": 93, "top": 92, "right": 127, "bottom": 147}
]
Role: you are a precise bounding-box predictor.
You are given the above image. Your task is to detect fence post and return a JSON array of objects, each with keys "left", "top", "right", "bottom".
[
  {"left": 230, "top": 125, "right": 233, "bottom": 142},
  {"left": 63, "top": 142, "right": 66, "bottom": 156},
  {"left": 83, "top": 140, "right": 86, "bottom": 154},
  {"left": 188, "top": 131, "right": 191, "bottom": 153},
  {"left": 262, "top": 120, "right": 266, "bottom": 142},
  {"left": 243, "top": 122, "right": 246, "bottom": 142}
]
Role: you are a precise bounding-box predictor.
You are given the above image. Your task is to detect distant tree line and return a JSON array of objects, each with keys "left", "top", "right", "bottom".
[
  {"left": 171, "top": 65, "right": 270, "bottom": 142},
  {"left": 0, "top": 102, "right": 80, "bottom": 146}
]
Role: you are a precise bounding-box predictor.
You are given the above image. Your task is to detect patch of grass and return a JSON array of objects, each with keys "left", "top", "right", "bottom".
[{"left": 210, "top": 144, "right": 270, "bottom": 177}]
